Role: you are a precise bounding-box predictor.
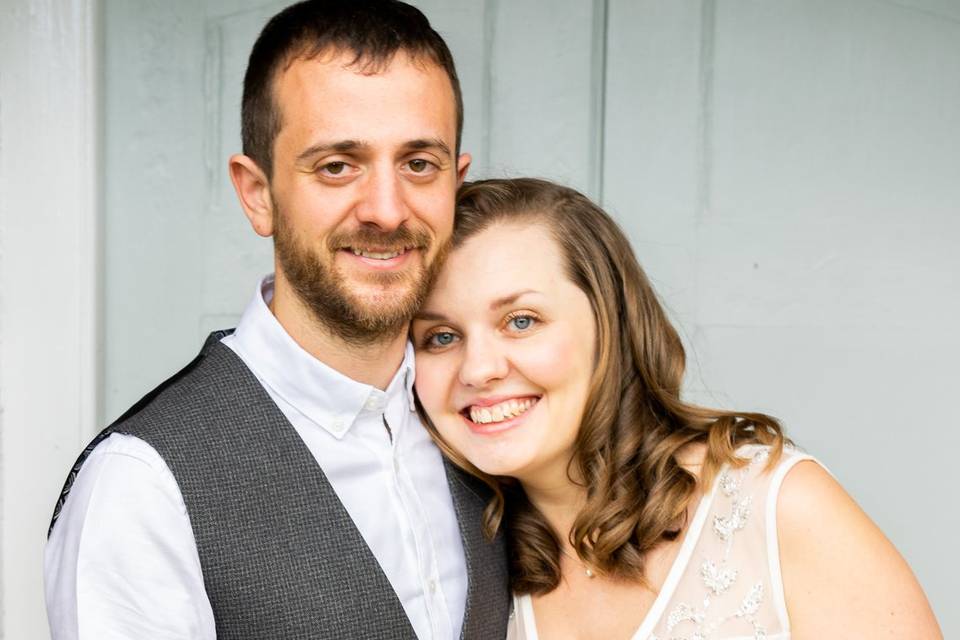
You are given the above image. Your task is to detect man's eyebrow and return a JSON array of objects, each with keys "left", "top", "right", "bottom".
[
  {"left": 490, "top": 289, "right": 540, "bottom": 311},
  {"left": 404, "top": 138, "right": 452, "bottom": 158},
  {"left": 296, "top": 139, "right": 370, "bottom": 163}
]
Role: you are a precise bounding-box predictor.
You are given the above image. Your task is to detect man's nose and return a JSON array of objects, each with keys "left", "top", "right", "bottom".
[
  {"left": 354, "top": 166, "right": 410, "bottom": 231},
  {"left": 458, "top": 336, "right": 509, "bottom": 388}
]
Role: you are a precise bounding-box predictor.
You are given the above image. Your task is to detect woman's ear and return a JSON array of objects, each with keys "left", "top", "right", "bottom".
[{"left": 229, "top": 154, "right": 274, "bottom": 237}]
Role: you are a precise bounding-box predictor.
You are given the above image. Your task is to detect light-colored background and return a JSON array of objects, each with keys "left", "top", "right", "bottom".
[{"left": 2, "top": 0, "right": 957, "bottom": 637}]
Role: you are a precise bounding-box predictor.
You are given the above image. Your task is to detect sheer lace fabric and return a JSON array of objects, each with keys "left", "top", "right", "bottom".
[{"left": 507, "top": 445, "right": 816, "bottom": 640}]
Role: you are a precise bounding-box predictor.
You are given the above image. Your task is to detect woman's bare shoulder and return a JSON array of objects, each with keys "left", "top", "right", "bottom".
[{"left": 776, "top": 460, "right": 942, "bottom": 639}]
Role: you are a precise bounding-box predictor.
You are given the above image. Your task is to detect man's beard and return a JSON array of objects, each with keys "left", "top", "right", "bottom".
[{"left": 273, "top": 204, "right": 446, "bottom": 346}]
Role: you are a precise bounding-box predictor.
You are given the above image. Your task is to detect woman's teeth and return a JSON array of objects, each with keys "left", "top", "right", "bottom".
[{"left": 468, "top": 398, "right": 537, "bottom": 425}]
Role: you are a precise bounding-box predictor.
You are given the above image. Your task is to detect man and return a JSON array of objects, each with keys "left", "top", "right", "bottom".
[{"left": 44, "top": 2, "right": 509, "bottom": 638}]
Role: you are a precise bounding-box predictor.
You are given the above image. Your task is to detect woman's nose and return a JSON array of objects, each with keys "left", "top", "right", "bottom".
[{"left": 457, "top": 336, "right": 509, "bottom": 388}]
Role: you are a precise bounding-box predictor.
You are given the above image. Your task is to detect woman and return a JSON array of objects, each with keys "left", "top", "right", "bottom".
[{"left": 411, "top": 178, "right": 941, "bottom": 639}]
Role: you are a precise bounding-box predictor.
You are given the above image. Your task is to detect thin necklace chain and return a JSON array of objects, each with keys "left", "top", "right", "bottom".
[{"left": 558, "top": 546, "right": 596, "bottom": 579}]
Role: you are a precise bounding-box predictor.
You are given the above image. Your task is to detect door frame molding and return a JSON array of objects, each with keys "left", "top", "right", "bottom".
[{"left": 0, "top": 0, "right": 101, "bottom": 636}]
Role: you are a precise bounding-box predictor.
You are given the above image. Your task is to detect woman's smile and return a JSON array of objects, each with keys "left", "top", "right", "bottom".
[{"left": 460, "top": 396, "right": 541, "bottom": 434}]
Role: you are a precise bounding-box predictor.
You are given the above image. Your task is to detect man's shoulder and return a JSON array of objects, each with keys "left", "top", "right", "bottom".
[
  {"left": 45, "top": 339, "right": 232, "bottom": 539},
  {"left": 112, "top": 330, "right": 240, "bottom": 435},
  {"left": 87, "top": 431, "right": 170, "bottom": 469}
]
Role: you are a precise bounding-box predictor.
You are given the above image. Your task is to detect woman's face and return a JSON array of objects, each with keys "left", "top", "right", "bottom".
[{"left": 412, "top": 221, "right": 596, "bottom": 485}]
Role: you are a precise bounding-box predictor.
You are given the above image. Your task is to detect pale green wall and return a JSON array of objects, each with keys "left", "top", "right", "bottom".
[{"left": 103, "top": 0, "right": 959, "bottom": 634}]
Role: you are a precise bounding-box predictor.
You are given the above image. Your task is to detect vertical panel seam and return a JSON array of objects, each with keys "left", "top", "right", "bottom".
[
  {"left": 482, "top": 0, "right": 497, "bottom": 175},
  {"left": 691, "top": 0, "right": 717, "bottom": 382},
  {"left": 591, "top": 0, "right": 609, "bottom": 203},
  {"left": 89, "top": 0, "right": 106, "bottom": 435},
  {"left": 697, "top": 0, "right": 716, "bottom": 222},
  {"left": 203, "top": 18, "right": 224, "bottom": 212}
]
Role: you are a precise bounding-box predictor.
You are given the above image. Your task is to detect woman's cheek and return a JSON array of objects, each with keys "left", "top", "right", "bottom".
[
  {"left": 513, "top": 328, "right": 580, "bottom": 385},
  {"left": 415, "top": 358, "right": 453, "bottom": 416}
]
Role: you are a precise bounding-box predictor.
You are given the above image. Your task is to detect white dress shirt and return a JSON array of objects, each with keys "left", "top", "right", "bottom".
[{"left": 45, "top": 275, "right": 468, "bottom": 640}]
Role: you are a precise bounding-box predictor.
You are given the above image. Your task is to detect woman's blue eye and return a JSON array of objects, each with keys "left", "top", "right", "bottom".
[
  {"left": 430, "top": 332, "right": 456, "bottom": 347},
  {"left": 508, "top": 316, "right": 535, "bottom": 331}
]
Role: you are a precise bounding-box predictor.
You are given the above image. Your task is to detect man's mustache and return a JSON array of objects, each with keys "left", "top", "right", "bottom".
[{"left": 328, "top": 225, "right": 432, "bottom": 252}]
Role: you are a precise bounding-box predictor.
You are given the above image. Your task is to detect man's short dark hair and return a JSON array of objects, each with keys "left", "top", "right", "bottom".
[{"left": 242, "top": 0, "right": 463, "bottom": 178}]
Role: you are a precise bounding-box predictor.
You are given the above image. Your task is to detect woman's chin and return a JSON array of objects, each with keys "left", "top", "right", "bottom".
[
  {"left": 455, "top": 441, "right": 536, "bottom": 479},
  {"left": 473, "top": 458, "right": 528, "bottom": 479}
]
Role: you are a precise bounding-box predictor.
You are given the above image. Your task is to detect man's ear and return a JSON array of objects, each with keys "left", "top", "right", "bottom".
[
  {"left": 455, "top": 152, "right": 472, "bottom": 186},
  {"left": 229, "top": 154, "right": 274, "bottom": 237}
]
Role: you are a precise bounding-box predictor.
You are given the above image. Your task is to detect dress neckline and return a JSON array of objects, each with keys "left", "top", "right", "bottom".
[{"left": 515, "top": 466, "right": 725, "bottom": 640}]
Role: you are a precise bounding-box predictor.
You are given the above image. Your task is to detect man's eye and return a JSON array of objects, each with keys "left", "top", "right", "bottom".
[
  {"left": 323, "top": 162, "right": 347, "bottom": 175},
  {"left": 408, "top": 159, "right": 432, "bottom": 173}
]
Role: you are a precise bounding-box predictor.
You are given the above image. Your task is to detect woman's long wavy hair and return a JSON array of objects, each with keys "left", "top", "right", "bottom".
[{"left": 424, "top": 177, "right": 787, "bottom": 595}]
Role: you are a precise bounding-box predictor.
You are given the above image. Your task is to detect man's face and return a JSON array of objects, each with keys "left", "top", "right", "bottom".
[{"left": 267, "top": 50, "right": 469, "bottom": 343}]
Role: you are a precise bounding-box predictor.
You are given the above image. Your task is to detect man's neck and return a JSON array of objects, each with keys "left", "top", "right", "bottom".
[{"left": 269, "top": 281, "right": 408, "bottom": 391}]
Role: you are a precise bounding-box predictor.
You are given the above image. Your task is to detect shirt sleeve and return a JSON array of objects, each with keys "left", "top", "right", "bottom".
[{"left": 44, "top": 433, "right": 216, "bottom": 640}]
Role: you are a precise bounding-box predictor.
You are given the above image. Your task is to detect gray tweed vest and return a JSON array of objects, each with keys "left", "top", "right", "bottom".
[{"left": 50, "top": 331, "right": 510, "bottom": 640}]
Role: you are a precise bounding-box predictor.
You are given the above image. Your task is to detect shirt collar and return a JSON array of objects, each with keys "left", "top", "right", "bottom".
[{"left": 229, "top": 275, "right": 417, "bottom": 439}]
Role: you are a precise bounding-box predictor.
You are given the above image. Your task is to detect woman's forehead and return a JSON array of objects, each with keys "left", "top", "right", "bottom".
[{"left": 425, "top": 223, "right": 575, "bottom": 314}]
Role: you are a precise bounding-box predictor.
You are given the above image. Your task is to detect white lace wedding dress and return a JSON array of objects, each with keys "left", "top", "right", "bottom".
[{"left": 507, "top": 445, "right": 817, "bottom": 640}]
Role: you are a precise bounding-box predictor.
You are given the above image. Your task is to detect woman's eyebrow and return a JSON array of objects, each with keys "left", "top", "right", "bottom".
[
  {"left": 490, "top": 289, "right": 540, "bottom": 311},
  {"left": 414, "top": 290, "right": 541, "bottom": 322}
]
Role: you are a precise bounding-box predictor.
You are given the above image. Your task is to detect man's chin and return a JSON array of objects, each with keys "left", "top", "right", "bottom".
[
  {"left": 346, "top": 289, "right": 420, "bottom": 322},
  {"left": 340, "top": 259, "right": 431, "bottom": 299},
  {"left": 282, "top": 251, "right": 436, "bottom": 342},
  {"left": 317, "top": 281, "right": 423, "bottom": 335}
]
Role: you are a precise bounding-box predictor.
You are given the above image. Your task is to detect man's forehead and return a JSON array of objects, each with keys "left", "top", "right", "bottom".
[
  {"left": 272, "top": 52, "right": 458, "bottom": 149},
  {"left": 274, "top": 47, "right": 448, "bottom": 99}
]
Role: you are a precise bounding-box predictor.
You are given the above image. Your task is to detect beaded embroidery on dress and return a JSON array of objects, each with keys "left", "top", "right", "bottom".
[{"left": 506, "top": 445, "right": 818, "bottom": 640}]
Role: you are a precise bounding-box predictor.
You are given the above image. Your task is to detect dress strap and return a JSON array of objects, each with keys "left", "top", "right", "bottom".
[{"left": 765, "top": 450, "right": 825, "bottom": 632}]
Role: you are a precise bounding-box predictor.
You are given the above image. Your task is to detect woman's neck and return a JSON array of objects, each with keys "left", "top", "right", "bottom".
[{"left": 520, "top": 471, "right": 588, "bottom": 551}]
